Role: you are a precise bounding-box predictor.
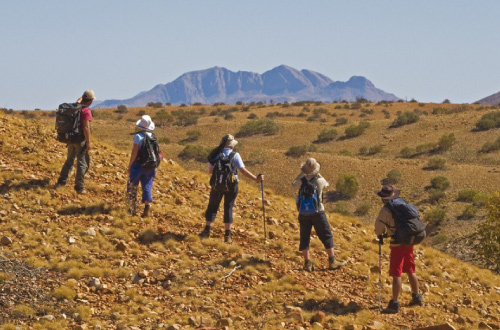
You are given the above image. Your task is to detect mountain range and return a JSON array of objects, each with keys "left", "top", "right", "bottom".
[
  {"left": 94, "top": 65, "right": 400, "bottom": 108},
  {"left": 477, "top": 90, "right": 500, "bottom": 105}
]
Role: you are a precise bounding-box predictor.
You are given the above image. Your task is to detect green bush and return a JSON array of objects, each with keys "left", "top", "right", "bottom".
[
  {"left": 178, "top": 145, "right": 210, "bottom": 162},
  {"left": 247, "top": 113, "right": 258, "bottom": 119},
  {"left": 317, "top": 129, "right": 338, "bottom": 142},
  {"left": 115, "top": 105, "right": 128, "bottom": 114},
  {"left": 457, "top": 189, "right": 479, "bottom": 202},
  {"left": 185, "top": 130, "right": 201, "bottom": 142},
  {"left": 385, "top": 169, "right": 402, "bottom": 184},
  {"left": 236, "top": 119, "right": 279, "bottom": 137},
  {"left": 338, "top": 149, "right": 354, "bottom": 156},
  {"left": 428, "top": 189, "right": 446, "bottom": 204},
  {"left": 285, "top": 144, "right": 317, "bottom": 158},
  {"left": 344, "top": 121, "right": 370, "bottom": 138},
  {"left": 147, "top": 102, "right": 163, "bottom": 108},
  {"left": 335, "top": 117, "right": 348, "bottom": 126},
  {"left": 359, "top": 144, "right": 383, "bottom": 156},
  {"left": 416, "top": 143, "right": 437, "bottom": 154},
  {"left": 154, "top": 109, "right": 174, "bottom": 127},
  {"left": 400, "top": 146, "right": 416, "bottom": 158},
  {"left": 246, "top": 150, "right": 266, "bottom": 165},
  {"left": 172, "top": 109, "right": 199, "bottom": 127},
  {"left": 459, "top": 205, "right": 478, "bottom": 220},
  {"left": 355, "top": 202, "right": 371, "bottom": 216},
  {"left": 480, "top": 136, "right": 500, "bottom": 153},
  {"left": 432, "top": 233, "right": 448, "bottom": 244},
  {"left": 137, "top": 109, "right": 146, "bottom": 116},
  {"left": 475, "top": 111, "right": 500, "bottom": 131},
  {"left": 333, "top": 201, "right": 351, "bottom": 216},
  {"left": 472, "top": 192, "right": 490, "bottom": 208},
  {"left": 478, "top": 192, "right": 500, "bottom": 271},
  {"left": 425, "top": 207, "right": 446, "bottom": 224},
  {"left": 426, "top": 157, "right": 447, "bottom": 170},
  {"left": 158, "top": 137, "right": 170, "bottom": 144},
  {"left": 437, "top": 133, "right": 455, "bottom": 151},
  {"left": 336, "top": 174, "right": 359, "bottom": 199},
  {"left": 430, "top": 176, "right": 450, "bottom": 191},
  {"left": 390, "top": 111, "right": 420, "bottom": 128}
]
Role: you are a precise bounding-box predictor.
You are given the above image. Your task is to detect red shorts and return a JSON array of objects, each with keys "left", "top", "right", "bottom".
[{"left": 389, "top": 245, "right": 415, "bottom": 277}]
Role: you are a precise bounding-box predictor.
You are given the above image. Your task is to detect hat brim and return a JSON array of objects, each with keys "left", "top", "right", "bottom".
[
  {"left": 136, "top": 119, "right": 155, "bottom": 132},
  {"left": 375, "top": 189, "right": 401, "bottom": 200},
  {"left": 226, "top": 139, "right": 238, "bottom": 148},
  {"left": 301, "top": 163, "right": 321, "bottom": 176}
]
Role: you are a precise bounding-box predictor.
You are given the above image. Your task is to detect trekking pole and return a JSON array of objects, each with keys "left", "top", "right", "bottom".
[
  {"left": 378, "top": 237, "right": 383, "bottom": 311},
  {"left": 260, "top": 179, "right": 267, "bottom": 243}
]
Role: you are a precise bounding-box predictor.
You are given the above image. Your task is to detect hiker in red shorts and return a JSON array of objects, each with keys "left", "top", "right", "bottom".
[{"left": 374, "top": 185, "right": 423, "bottom": 314}]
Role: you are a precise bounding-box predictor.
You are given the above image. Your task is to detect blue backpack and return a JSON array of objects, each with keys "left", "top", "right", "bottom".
[
  {"left": 386, "top": 197, "right": 426, "bottom": 246},
  {"left": 296, "top": 177, "right": 319, "bottom": 215}
]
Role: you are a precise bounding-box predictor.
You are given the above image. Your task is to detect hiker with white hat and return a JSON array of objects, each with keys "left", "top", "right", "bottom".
[
  {"left": 56, "top": 90, "right": 95, "bottom": 194},
  {"left": 126, "top": 115, "right": 162, "bottom": 217},
  {"left": 293, "top": 158, "right": 346, "bottom": 271},
  {"left": 199, "top": 134, "right": 264, "bottom": 243}
]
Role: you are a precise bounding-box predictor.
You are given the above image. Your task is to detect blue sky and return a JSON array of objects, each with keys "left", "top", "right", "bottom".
[{"left": 1, "top": 1, "right": 499, "bottom": 109}]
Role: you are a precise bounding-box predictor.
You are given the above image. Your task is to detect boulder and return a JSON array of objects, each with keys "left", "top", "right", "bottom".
[
  {"left": 0, "top": 236, "right": 13, "bottom": 246},
  {"left": 310, "top": 311, "right": 326, "bottom": 324}
]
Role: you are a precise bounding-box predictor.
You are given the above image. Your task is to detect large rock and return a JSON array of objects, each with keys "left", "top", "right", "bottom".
[
  {"left": 0, "top": 236, "right": 13, "bottom": 246},
  {"left": 412, "top": 323, "right": 456, "bottom": 330},
  {"left": 310, "top": 311, "right": 326, "bottom": 324}
]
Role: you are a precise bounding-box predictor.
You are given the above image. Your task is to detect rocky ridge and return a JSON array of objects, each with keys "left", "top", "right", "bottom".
[
  {"left": 0, "top": 113, "right": 499, "bottom": 329},
  {"left": 94, "top": 65, "right": 400, "bottom": 108}
]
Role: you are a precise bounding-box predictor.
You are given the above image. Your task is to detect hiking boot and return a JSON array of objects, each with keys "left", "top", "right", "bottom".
[
  {"left": 75, "top": 188, "right": 87, "bottom": 195},
  {"left": 328, "top": 256, "right": 347, "bottom": 270},
  {"left": 382, "top": 300, "right": 400, "bottom": 314},
  {"left": 409, "top": 293, "right": 423, "bottom": 307},
  {"left": 55, "top": 179, "right": 66, "bottom": 187},
  {"left": 304, "top": 260, "right": 315, "bottom": 272},
  {"left": 199, "top": 227, "right": 210, "bottom": 238},
  {"left": 224, "top": 234, "right": 232, "bottom": 244},
  {"left": 142, "top": 204, "right": 151, "bottom": 218}
]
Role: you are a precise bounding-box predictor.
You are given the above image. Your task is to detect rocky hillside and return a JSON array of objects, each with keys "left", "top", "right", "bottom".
[
  {"left": 1, "top": 112, "right": 500, "bottom": 329},
  {"left": 94, "top": 65, "right": 400, "bottom": 108}
]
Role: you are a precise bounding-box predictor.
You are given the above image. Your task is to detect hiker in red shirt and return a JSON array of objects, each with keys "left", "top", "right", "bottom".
[
  {"left": 57, "top": 90, "right": 94, "bottom": 194},
  {"left": 374, "top": 185, "right": 423, "bottom": 313}
]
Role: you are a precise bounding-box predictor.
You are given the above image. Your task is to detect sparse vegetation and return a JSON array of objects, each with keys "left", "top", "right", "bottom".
[
  {"left": 358, "top": 144, "right": 383, "bottom": 156},
  {"left": 480, "top": 136, "right": 500, "bottom": 153},
  {"left": 385, "top": 169, "right": 402, "bottom": 185},
  {"left": 426, "top": 157, "right": 447, "bottom": 170},
  {"left": 178, "top": 144, "right": 210, "bottom": 162},
  {"left": 316, "top": 129, "right": 338, "bottom": 142},
  {"left": 285, "top": 144, "right": 317, "bottom": 158},
  {"left": 390, "top": 111, "right": 419, "bottom": 128},
  {"left": 425, "top": 207, "right": 446, "bottom": 224},
  {"left": 430, "top": 176, "right": 450, "bottom": 191},
  {"left": 475, "top": 111, "right": 500, "bottom": 131},
  {"left": 344, "top": 121, "right": 370, "bottom": 138},
  {"left": 437, "top": 133, "right": 455, "bottom": 151},
  {"left": 478, "top": 192, "right": 500, "bottom": 271},
  {"left": 236, "top": 118, "right": 279, "bottom": 137},
  {"left": 335, "top": 174, "right": 359, "bottom": 199}
]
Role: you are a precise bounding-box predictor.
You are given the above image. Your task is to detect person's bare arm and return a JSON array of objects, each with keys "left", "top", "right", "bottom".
[
  {"left": 82, "top": 119, "right": 91, "bottom": 152},
  {"left": 239, "top": 167, "right": 264, "bottom": 182},
  {"left": 128, "top": 144, "right": 140, "bottom": 172}
]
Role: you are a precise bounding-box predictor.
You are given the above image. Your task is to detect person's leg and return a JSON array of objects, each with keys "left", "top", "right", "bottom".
[
  {"left": 127, "top": 163, "right": 141, "bottom": 216},
  {"left": 404, "top": 246, "right": 423, "bottom": 306},
  {"left": 200, "top": 189, "right": 224, "bottom": 237},
  {"left": 311, "top": 212, "right": 345, "bottom": 269},
  {"left": 75, "top": 141, "right": 89, "bottom": 192},
  {"left": 140, "top": 168, "right": 155, "bottom": 217},
  {"left": 392, "top": 276, "right": 402, "bottom": 301},
  {"left": 298, "top": 214, "right": 314, "bottom": 271},
  {"left": 58, "top": 143, "right": 77, "bottom": 185},
  {"left": 222, "top": 184, "right": 238, "bottom": 242},
  {"left": 382, "top": 245, "right": 405, "bottom": 313}
]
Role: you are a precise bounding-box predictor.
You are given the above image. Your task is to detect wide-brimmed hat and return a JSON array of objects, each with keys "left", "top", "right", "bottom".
[
  {"left": 222, "top": 134, "right": 238, "bottom": 148},
  {"left": 301, "top": 158, "right": 321, "bottom": 176},
  {"left": 375, "top": 185, "right": 400, "bottom": 200},
  {"left": 82, "top": 89, "right": 95, "bottom": 102},
  {"left": 136, "top": 115, "right": 155, "bottom": 132}
]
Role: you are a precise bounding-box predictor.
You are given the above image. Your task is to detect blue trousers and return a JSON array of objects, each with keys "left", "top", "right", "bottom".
[{"left": 127, "top": 162, "right": 156, "bottom": 203}]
